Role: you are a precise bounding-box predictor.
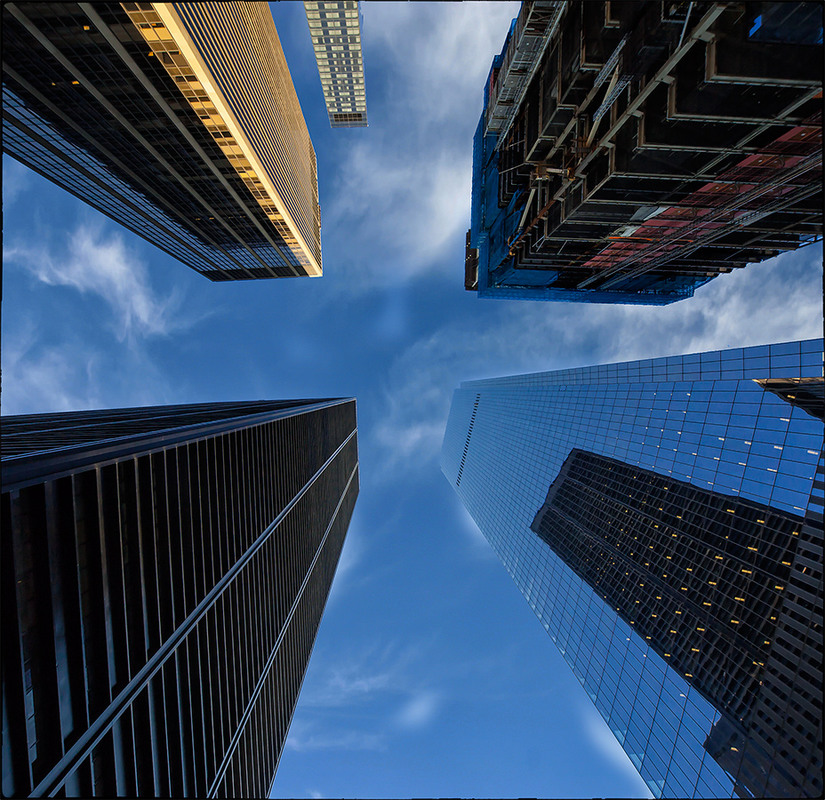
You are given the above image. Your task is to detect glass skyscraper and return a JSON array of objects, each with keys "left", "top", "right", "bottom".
[
  {"left": 441, "top": 340, "right": 822, "bottom": 797},
  {"left": 2, "top": 399, "right": 359, "bottom": 797},
  {"left": 3, "top": 2, "right": 322, "bottom": 280}
]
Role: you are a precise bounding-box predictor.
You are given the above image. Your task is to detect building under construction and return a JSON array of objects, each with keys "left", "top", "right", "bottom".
[{"left": 466, "top": 1, "right": 823, "bottom": 304}]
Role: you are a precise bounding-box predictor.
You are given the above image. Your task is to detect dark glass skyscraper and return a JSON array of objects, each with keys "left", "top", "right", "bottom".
[
  {"left": 2, "top": 399, "right": 359, "bottom": 797},
  {"left": 2, "top": 2, "right": 322, "bottom": 280},
  {"left": 441, "top": 340, "right": 823, "bottom": 797},
  {"left": 465, "top": 1, "right": 823, "bottom": 303}
]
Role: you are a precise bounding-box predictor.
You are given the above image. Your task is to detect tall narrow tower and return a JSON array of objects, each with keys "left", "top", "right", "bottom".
[
  {"left": 2, "top": 399, "right": 359, "bottom": 797},
  {"left": 304, "top": 1, "right": 368, "bottom": 128},
  {"left": 442, "top": 340, "right": 823, "bottom": 797}
]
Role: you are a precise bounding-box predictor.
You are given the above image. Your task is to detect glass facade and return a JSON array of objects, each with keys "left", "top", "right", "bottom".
[
  {"left": 441, "top": 340, "right": 823, "bottom": 797},
  {"left": 2, "top": 399, "right": 359, "bottom": 797},
  {"left": 2, "top": 2, "right": 322, "bottom": 280},
  {"left": 304, "top": 1, "right": 368, "bottom": 128}
]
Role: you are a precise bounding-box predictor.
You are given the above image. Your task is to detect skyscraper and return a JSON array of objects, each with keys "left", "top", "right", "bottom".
[
  {"left": 465, "top": 1, "right": 823, "bottom": 303},
  {"left": 441, "top": 340, "right": 823, "bottom": 797},
  {"left": 2, "top": 2, "right": 321, "bottom": 280},
  {"left": 2, "top": 399, "right": 359, "bottom": 797},
  {"left": 304, "top": 1, "right": 368, "bottom": 128}
]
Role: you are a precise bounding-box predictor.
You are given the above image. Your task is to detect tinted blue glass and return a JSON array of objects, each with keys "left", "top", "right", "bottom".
[{"left": 441, "top": 340, "right": 823, "bottom": 798}]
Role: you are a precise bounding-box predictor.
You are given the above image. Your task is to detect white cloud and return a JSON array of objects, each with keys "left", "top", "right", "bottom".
[
  {"left": 2, "top": 156, "right": 32, "bottom": 206},
  {"left": 324, "top": 144, "right": 471, "bottom": 283},
  {"left": 454, "top": 503, "right": 496, "bottom": 560},
  {"left": 285, "top": 641, "right": 442, "bottom": 759},
  {"left": 581, "top": 710, "right": 654, "bottom": 797},
  {"left": 369, "top": 245, "right": 823, "bottom": 478},
  {"left": 365, "top": 2, "right": 519, "bottom": 125},
  {"left": 285, "top": 725, "right": 386, "bottom": 753},
  {"left": 1, "top": 316, "right": 176, "bottom": 416},
  {"left": 0, "top": 327, "right": 102, "bottom": 415},
  {"left": 301, "top": 640, "right": 424, "bottom": 708},
  {"left": 395, "top": 690, "right": 440, "bottom": 730},
  {"left": 4, "top": 222, "right": 188, "bottom": 341},
  {"left": 325, "top": 519, "right": 366, "bottom": 606},
  {"left": 595, "top": 245, "right": 824, "bottom": 361},
  {"left": 321, "top": 2, "right": 520, "bottom": 289}
]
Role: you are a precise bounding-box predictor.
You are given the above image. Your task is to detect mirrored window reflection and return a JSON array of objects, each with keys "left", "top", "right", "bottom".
[{"left": 442, "top": 340, "right": 823, "bottom": 798}]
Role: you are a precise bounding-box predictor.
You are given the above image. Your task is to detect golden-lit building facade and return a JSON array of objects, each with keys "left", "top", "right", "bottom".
[
  {"left": 304, "top": 1, "right": 368, "bottom": 128},
  {"left": 3, "top": 2, "right": 321, "bottom": 279}
]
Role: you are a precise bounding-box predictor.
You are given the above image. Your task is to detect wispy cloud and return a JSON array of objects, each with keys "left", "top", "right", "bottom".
[
  {"left": 301, "top": 640, "right": 424, "bottom": 708},
  {"left": 365, "top": 2, "right": 519, "bottom": 122},
  {"left": 582, "top": 710, "right": 654, "bottom": 797},
  {"left": 325, "top": 516, "right": 366, "bottom": 606},
  {"left": 285, "top": 723, "right": 386, "bottom": 753},
  {"left": 0, "top": 323, "right": 102, "bottom": 414},
  {"left": 4, "top": 222, "right": 191, "bottom": 342},
  {"left": 286, "top": 638, "right": 442, "bottom": 754},
  {"left": 324, "top": 144, "right": 471, "bottom": 283},
  {"left": 395, "top": 690, "right": 440, "bottom": 730},
  {"left": 1, "top": 315, "right": 176, "bottom": 416},
  {"left": 369, "top": 245, "right": 823, "bottom": 477},
  {"left": 321, "top": 2, "right": 520, "bottom": 290},
  {"left": 2, "top": 156, "right": 33, "bottom": 206}
]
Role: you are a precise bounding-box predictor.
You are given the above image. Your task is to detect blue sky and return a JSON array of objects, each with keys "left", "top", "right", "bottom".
[{"left": 2, "top": 2, "right": 822, "bottom": 798}]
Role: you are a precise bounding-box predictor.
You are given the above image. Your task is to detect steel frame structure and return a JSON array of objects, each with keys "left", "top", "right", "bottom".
[{"left": 467, "top": 1, "right": 823, "bottom": 303}]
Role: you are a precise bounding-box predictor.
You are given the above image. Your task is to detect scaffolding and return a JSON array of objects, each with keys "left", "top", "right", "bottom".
[
  {"left": 467, "top": 1, "right": 823, "bottom": 304},
  {"left": 484, "top": 1, "right": 566, "bottom": 142}
]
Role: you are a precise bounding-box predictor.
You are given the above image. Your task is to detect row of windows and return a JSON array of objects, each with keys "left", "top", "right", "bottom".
[
  {"left": 3, "top": 5, "right": 312, "bottom": 278},
  {"left": 2, "top": 404, "right": 358, "bottom": 796},
  {"left": 444, "top": 345, "right": 821, "bottom": 798}
]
